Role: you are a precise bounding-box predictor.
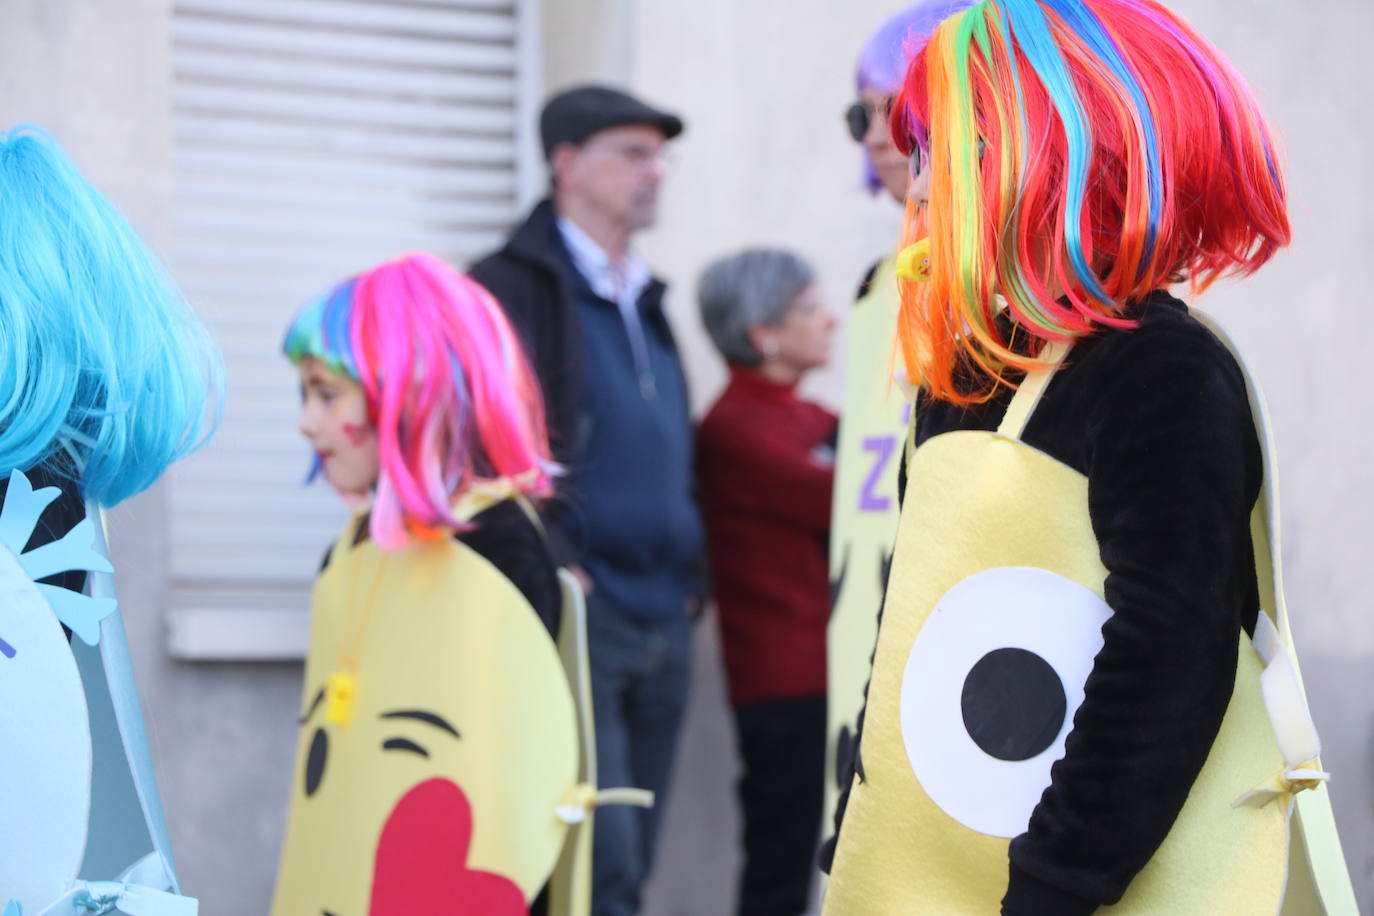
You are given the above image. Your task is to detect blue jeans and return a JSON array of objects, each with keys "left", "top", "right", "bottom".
[{"left": 587, "top": 592, "right": 693, "bottom": 916}]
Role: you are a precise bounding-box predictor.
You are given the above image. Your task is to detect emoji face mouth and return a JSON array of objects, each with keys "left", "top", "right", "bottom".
[{"left": 369, "top": 779, "right": 526, "bottom": 914}]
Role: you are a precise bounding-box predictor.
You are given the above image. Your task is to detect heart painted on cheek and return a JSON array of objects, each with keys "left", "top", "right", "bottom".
[
  {"left": 342, "top": 423, "right": 372, "bottom": 447},
  {"left": 370, "top": 778, "right": 527, "bottom": 916}
]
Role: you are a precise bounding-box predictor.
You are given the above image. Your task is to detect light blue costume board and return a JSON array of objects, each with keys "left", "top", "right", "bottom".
[{"left": 0, "top": 470, "right": 195, "bottom": 915}]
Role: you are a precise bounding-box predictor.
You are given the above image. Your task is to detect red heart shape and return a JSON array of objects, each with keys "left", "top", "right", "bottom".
[{"left": 370, "top": 777, "right": 528, "bottom": 915}]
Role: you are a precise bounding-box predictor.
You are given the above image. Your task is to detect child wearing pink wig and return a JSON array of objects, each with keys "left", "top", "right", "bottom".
[
  {"left": 282, "top": 251, "right": 560, "bottom": 632},
  {"left": 277, "top": 253, "right": 565, "bottom": 915}
]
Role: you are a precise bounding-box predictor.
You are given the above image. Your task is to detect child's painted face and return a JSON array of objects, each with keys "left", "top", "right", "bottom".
[{"left": 296, "top": 357, "right": 379, "bottom": 500}]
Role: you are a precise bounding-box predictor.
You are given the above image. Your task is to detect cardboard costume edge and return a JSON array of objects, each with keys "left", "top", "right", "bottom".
[
  {"left": 548, "top": 569, "right": 597, "bottom": 916},
  {"left": 1192, "top": 312, "right": 1359, "bottom": 915}
]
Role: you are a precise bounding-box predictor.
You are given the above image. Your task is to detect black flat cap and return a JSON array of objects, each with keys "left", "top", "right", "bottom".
[{"left": 540, "top": 85, "right": 684, "bottom": 158}]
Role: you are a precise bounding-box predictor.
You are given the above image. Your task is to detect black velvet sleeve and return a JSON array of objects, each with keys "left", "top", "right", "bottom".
[
  {"left": 458, "top": 499, "right": 563, "bottom": 639},
  {"left": 1003, "top": 315, "right": 1262, "bottom": 913}
]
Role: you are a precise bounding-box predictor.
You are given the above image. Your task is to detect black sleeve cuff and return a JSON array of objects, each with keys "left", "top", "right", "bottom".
[{"left": 1002, "top": 862, "right": 1099, "bottom": 916}]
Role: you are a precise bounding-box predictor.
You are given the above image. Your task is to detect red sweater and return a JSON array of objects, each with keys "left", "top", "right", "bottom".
[{"left": 697, "top": 367, "right": 837, "bottom": 707}]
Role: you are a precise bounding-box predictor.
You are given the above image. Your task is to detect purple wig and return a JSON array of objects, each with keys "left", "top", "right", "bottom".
[{"left": 855, "top": 1, "right": 974, "bottom": 193}]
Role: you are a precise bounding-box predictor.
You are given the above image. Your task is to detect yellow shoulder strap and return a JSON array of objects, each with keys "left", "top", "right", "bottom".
[{"left": 996, "top": 339, "right": 1071, "bottom": 441}]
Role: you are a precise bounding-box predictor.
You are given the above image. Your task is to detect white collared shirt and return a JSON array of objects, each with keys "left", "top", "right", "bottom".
[{"left": 557, "top": 215, "right": 657, "bottom": 399}]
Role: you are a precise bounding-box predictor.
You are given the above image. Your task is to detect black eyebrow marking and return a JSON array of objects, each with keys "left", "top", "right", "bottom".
[
  {"left": 299, "top": 687, "right": 325, "bottom": 724},
  {"left": 382, "top": 737, "right": 430, "bottom": 758},
  {"left": 379, "top": 709, "right": 461, "bottom": 739}
]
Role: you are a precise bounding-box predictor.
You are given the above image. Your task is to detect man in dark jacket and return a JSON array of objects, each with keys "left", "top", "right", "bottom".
[{"left": 469, "top": 85, "right": 704, "bottom": 916}]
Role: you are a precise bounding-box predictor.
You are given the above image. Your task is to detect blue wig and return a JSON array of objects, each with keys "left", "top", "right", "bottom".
[
  {"left": 855, "top": 0, "right": 975, "bottom": 193},
  {"left": 0, "top": 126, "right": 222, "bottom": 506}
]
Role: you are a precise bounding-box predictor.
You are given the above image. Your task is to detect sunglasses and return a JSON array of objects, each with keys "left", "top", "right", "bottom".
[
  {"left": 844, "top": 97, "right": 894, "bottom": 143},
  {"left": 851, "top": 96, "right": 927, "bottom": 180}
]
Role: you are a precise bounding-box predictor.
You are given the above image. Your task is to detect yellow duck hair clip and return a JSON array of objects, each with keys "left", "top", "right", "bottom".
[{"left": 896, "top": 238, "right": 932, "bottom": 283}]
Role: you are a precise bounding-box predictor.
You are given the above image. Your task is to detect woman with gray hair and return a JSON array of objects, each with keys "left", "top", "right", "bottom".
[{"left": 696, "top": 248, "right": 836, "bottom": 916}]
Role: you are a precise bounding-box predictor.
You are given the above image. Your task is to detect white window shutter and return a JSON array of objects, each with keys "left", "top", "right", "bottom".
[{"left": 165, "top": 0, "right": 541, "bottom": 659}]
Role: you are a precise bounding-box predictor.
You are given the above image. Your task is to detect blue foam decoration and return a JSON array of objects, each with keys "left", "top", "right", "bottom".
[
  {"left": 0, "top": 470, "right": 60, "bottom": 554},
  {"left": 37, "top": 585, "right": 117, "bottom": 648},
  {"left": 19, "top": 518, "right": 116, "bottom": 582},
  {"left": 0, "top": 537, "right": 93, "bottom": 910},
  {"left": 0, "top": 472, "right": 120, "bottom": 647},
  {"left": 79, "top": 508, "right": 184, "bottom": 895}
]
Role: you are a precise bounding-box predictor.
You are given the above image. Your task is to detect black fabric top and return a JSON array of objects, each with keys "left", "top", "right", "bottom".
[
  {"left": 0, "top": 462, "right": 89, "bottom": 600},
  {"left": 327, "top": 499, "right": 562, "bottom": 639},
  {"left": 455, "top": 500, "right": 562, "bottom": 639},
  {"left": 824, "top": 291, "right": 1263, "bottom": 915}
]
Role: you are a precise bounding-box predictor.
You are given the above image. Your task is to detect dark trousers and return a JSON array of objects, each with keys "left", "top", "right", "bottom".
[
  {"left": 732, "top": 694, "right": 827, "bottom": 916},
  {"left": 588, "top": 593, "right": 693, "bottom": 916}
]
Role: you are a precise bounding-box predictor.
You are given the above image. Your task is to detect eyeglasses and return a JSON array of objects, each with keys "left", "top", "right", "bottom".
[{"left": 844, "top": 96, "right": 894, "bottom": 143}]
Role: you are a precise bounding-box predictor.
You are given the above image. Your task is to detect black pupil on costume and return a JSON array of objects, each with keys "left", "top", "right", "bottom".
[
  {"left": 304, "top": 727, "right": 328, "bottom": 797},
  {"left": 960, "top": 648, "right": 1066, "bottom": 762}
]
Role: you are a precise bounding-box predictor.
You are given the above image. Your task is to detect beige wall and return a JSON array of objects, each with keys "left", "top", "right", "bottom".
[
  {"left": 0, "top": 0, "right": 172, "bottom": 230},
  {"left": 633, "top": 2, "right": 906, "bottom": 416},
  {"left": 543, "top": 0, "right": 636, "bottom": 92}
]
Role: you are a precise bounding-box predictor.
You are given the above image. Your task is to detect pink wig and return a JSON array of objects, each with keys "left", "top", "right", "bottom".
[{"left": 284, "top": 253, "right": 553, "bottom": 549}]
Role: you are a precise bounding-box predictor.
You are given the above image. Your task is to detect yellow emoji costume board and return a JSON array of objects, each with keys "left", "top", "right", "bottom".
[
  {"left": 272, "top": 508, "right": 580, "bottom": 916},
  {"left": 824, "top": 323, "right": 1356, "bottom": 914},
  {"left": 825, "top": 253, "right": 909, "bottom": 826}
]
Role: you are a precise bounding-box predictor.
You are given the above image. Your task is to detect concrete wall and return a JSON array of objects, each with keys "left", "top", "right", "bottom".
[{"left": 3, "top": 1, "right": 1371, "bottom": 913}]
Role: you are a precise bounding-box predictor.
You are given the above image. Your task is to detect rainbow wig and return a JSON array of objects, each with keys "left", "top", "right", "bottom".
[
  {"left": 891, "top": 0, "right": 1289, "bottom": 402},
  {"left": 282, "top": 252, "right": 554, "bottom": 551},
  {"left": 857, "top": 1, "right": 976, "bottom": 193},
  {"left": 0, "top": 126, "right": 222, "bottom": 505}
]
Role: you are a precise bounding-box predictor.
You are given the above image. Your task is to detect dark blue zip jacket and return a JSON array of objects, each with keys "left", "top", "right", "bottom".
[{"left": 469, "top": 200, "right": 705, "bottom": 618}]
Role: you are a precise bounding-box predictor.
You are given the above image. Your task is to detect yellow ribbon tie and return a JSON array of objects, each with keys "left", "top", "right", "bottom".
[
  {"left": 554, "top": 783, "right": 656, "bottom": 824},
  {"left": 1232, "top": 758, "right": 1330, "bottom": 810}
]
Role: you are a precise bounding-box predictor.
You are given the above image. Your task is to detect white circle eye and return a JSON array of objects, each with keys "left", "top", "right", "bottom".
[{"left": 898, "top": 566, "right": 1111, "bottom": 838}]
